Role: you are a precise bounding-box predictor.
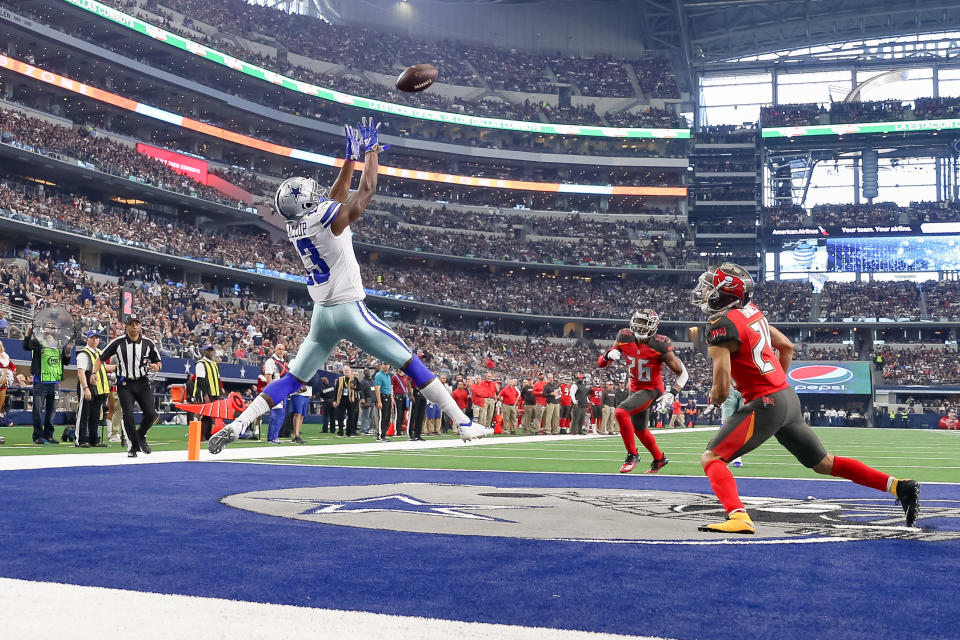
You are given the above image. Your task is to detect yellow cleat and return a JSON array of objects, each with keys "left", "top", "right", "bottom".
[{"left": 698, "top": 511, "right": 755, "bottom": 534}]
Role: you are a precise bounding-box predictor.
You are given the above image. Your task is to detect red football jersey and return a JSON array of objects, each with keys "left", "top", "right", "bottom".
[
  {"left": 706, "top": 302, "right": 789, "bottom": 403},
  {"left": 598, "top": 328, "right": 673, "bottom": 393},
  {"left": 559, "top": 383, "right": 573, "bottom": 406},
  {"left": 589, "top": 387, "right": 604, "bottom": 406}
]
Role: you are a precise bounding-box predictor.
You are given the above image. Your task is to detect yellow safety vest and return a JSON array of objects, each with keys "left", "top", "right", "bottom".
[
  {"left": 200, "top": 358, "right": 221, "bottom": 399},
  {"left": 82, "top": 346, "right": 109, "bottom": 395}
]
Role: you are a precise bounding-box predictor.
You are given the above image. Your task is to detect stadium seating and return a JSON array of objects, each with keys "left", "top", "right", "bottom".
[
  {"left": 762, "top": 201, "right": 960, "bottom": 229},
  {"left": 762, "top": 97, "right": 960, "bottom": 127},
  {"left": 59, "top": 0, "right": 683, "bottom": 129}
]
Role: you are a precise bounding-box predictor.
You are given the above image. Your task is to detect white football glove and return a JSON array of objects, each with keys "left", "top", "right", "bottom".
[{"left": 605, "top": 349, "right": 621, "bottom": 362}]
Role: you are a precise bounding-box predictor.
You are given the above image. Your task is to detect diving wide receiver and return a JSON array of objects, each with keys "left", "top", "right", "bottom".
[
  {"left": 209, "top": 118, "right": 493, "bottom": 453},
  {"left": 692, "top": 263, "right": 920, "bottom": 533},
  {"left": 597, "top": 309, "right": 689, "bottom": 474}
]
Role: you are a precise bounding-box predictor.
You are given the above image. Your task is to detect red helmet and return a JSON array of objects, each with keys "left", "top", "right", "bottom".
[{"left": 690, "top": 263, "right": 754, "bottom": 314}]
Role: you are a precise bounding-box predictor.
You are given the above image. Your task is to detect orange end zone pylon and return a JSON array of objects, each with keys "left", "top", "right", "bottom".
[{"left": 175, "top": 391, "right": 247, "bottom": 438}]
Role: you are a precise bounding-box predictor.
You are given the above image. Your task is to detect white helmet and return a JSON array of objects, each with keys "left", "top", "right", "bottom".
[
  {"left": 629, "top": 308, "right": 660, "bottom": 341},
  {"left": 274, "top": 177, "right": 328, "bottom": 221}
]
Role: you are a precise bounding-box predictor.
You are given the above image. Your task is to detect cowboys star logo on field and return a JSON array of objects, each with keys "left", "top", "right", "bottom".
[{"left": 221, "top": 484, "right": 960, "bottom": 544}]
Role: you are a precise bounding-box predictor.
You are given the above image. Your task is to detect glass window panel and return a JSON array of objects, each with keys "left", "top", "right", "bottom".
[
  {"left": 778, "top": 82, "right": 851, "bottom": 106},
  {"left": 778, "top": 71, "right": 852, "bottom": 84},
  {"left": 855, "top": 68, "right": 933, "bottom": 101},
  {"left": 702, "top": 104, "right": 764, "bottom": 126},
  {"left": 702, "top": 83, "right": 772, "bottom": 106},
  {"left": 937, "top": 79, "right": 960, "bottom": 97}
]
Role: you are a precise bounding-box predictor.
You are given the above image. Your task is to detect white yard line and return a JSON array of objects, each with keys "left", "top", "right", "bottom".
[{"left": 0, "top": 577, "right": 661, "bottom": 640}]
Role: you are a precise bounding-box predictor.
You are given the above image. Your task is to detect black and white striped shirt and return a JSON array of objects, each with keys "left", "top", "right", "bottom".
[{"left": 100, "top": 336, "right": 161, "bottom": 381}]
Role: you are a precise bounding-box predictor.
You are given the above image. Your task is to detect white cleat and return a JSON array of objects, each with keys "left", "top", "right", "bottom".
[
  {"left": 732, "top": 458, "right": 744, "bottom": 468},
  {"left": 208, "top": 422, "right": 240, "bottom": 454},
  {"left": 458, "top": 421, "right": 494, "bottom": 442}
]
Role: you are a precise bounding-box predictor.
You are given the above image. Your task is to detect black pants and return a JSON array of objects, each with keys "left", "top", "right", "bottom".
[
  {"left": 76, "top": 392, "right": 106, "bottom": 445},
  {"left": 32, "top": 382, "right": 57, "bottom": 442},
  {"left": 337, "top": 402, "right": 359, "bottom": 436},
  {"left": 118, "top": 378, "right": 157, "bottom": 452},
  {"left": 379, "top": 397, "right": 392, "bottom": 438},
  {"left": 321, "top": 401, "right": 334, "bottom": 433},
  {"left": 200, "top": 395, "right": 222, "bottom": 441},
  {"left": 408, "top": 394, "right": 426, "bottom": 439},
  {"left": 571, "top": 405, "right": 586, "bottom": 435},
  {"left": 393, "top": 394, "right": 407, "bottom": 434}
]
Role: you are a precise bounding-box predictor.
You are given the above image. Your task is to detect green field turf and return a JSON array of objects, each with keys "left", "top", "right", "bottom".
[
  {"left": 230, "top": 427, "right": 960, "bottom": 483},
  {"left": 3, "top": 425, "right": 958, "bottom": 483},
  {"left": 0, "top": 425, "right": 452, "bottom": 455}
]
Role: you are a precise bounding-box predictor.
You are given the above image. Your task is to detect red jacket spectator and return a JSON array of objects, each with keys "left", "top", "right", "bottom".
[
  {"left": 470, "top": 382, "right": 487, "bottom": 408},
  {"left": 452, "top": 386, "right": 469, "bottom": 411},
  {"left": 498, "top": 385, "right": 519, "bottom": 406},
  {"left": 532, "top": 380, "right": 547, "bottom": 406}
]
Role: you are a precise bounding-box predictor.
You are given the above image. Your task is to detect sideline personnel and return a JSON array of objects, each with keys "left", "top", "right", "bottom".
[{"left": 93, "top": 317, "right": 161, "bottom": 458}]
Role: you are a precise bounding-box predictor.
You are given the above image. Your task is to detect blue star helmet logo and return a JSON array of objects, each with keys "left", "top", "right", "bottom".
[{"left": 288, "top": 185, "right": 304, "bottom": 201}]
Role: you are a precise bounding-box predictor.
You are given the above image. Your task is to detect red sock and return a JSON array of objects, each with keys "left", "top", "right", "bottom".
[
  {"left": 636, "top": 428, "right": 663, "bottom": 461},
  {"left": 830, "top": 456, "right": 891, "bottom": 492},
  {"left": 704, "top": 459, "right": 744, "bottom": 514},
  {"left": 615, "top": 408, "right": 638, "bottom": 455}
]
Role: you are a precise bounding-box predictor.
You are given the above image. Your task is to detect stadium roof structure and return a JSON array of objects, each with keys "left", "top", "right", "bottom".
[
  {"left": 681, "top": 0, "right": 960, "bottom": 75},
  {"left": 422, "top": 0, "right": 960, "bottom": 92}
]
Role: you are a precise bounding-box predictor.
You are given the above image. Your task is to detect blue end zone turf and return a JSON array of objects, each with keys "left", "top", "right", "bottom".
[{"left": 0, "top": 463, "right": 957, "bottom": 640}]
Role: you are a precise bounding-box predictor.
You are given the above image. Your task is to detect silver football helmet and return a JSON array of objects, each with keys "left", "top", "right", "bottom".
[
  {"left": 629, "top": 308, "right": 660, "bottom": 341},
  {"left": 274, "top": 176, "right": 328, "bottom": 221}
]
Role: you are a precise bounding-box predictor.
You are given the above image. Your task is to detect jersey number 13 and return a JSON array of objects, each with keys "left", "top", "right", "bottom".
[{"left": 296, "top": 238, "right": 331, "bottom": 286}]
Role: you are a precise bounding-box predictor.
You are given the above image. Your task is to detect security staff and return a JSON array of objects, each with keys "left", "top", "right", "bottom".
[
  {"left": 75, "top": 330, "right": 111, "bottom": 447},
  {"left": 93, "top": 317, "right": 161, "bottom": 458},
  {"left": 194, "top": 344, "right": 224, "bottom": 440}
]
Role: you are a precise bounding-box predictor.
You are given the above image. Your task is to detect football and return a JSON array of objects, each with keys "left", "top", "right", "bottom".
[{"left": 395, "top": 63, "right": 438, "bottom": 92}]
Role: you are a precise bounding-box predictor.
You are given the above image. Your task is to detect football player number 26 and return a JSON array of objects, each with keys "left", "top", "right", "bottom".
[
  {"left": 749, "top": 317, "right": 777, "bottom": 374},
  {"left": 626, "top": 356, "right": 651, "bottom": 382},
  {"left": 295, "top": 238, "right": 330, "bottom": 285}
]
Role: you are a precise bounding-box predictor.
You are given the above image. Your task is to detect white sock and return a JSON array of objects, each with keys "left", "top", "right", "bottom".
[
  {"left": 419, "top": 379, "right": 470, "bottom": 426},
  {"left": 233, "top": 396, "right": 271, "bottom": 429}
]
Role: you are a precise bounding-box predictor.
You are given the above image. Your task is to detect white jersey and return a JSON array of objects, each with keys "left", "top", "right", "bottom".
[{"left": 286, "top": 200, "right": 365, "bottom": 306}]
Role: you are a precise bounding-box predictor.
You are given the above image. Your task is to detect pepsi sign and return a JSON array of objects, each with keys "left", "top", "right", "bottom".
[{"left": 787, "top": 361, "right": 872, "bottom": 395}]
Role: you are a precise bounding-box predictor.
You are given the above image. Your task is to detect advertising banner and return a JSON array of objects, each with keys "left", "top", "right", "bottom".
[
  {"left": 787, "top": 361, "right": 873, "bottom": 395},
  {"left": 136, "top": 143, "right": 208, "bottom": 183}
]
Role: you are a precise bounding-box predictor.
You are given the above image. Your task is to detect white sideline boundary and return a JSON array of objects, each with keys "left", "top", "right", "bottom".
[
  {"left": 0, "top": 428, "right": 722, "bottom": 471},
  {"left": 0, "top": 577, "right": 662, "bottom": 640}
]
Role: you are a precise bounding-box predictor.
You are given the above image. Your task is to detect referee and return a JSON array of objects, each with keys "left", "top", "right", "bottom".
[{"left": 93, "top": 316, "right": 161, "bottom": 458}]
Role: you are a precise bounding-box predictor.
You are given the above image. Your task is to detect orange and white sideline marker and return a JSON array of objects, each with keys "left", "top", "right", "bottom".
[{"left": 187, "top": 420, "right": 201, "bottom": 461}]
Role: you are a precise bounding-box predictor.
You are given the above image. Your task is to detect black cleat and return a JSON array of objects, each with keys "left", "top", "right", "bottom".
[
  {"left": 139, "top": 438, "right": 152, "bottom": 454},
  {"left": 645, "top": 457, "right": 669, "bottom": 474},
  {"left": 895, "top": 479, "right": 920, "bottom": 527},
  {"left": 619, "top": 454, "right": 640, "bottom": 473},
  {"left": 127, "top": 451, "right": 138, "bottom": 458}
]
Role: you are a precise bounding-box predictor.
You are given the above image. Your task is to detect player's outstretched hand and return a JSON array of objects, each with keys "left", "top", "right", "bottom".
[
  {"left": 344, "top": 124, "right": 362, "bottom": 161},
  {"left": 357, "top": 116, "right": 390, "bottom": 154},
  {"left": 605, "top": 348, "right": 621, "bottom": 362}
]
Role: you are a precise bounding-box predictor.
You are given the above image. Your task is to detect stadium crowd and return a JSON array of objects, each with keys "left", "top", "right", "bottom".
[
  {"left": 875, "top": 347, "right": 960, "bottom": 386},
  {"left": 761, "top": 97, "right": 960, "bottom": 127},
  {"left": 0, "top": 109, "right": 246, "bottom": 209},
  {"left": 72, "top": 0, "right": 684, "bottom": 130},
  {"left": 820, "top": 281, "right": 922, "bottom": 321},
  {"left": 762, "top": 201, "right": 960, "bottom": 229}
]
